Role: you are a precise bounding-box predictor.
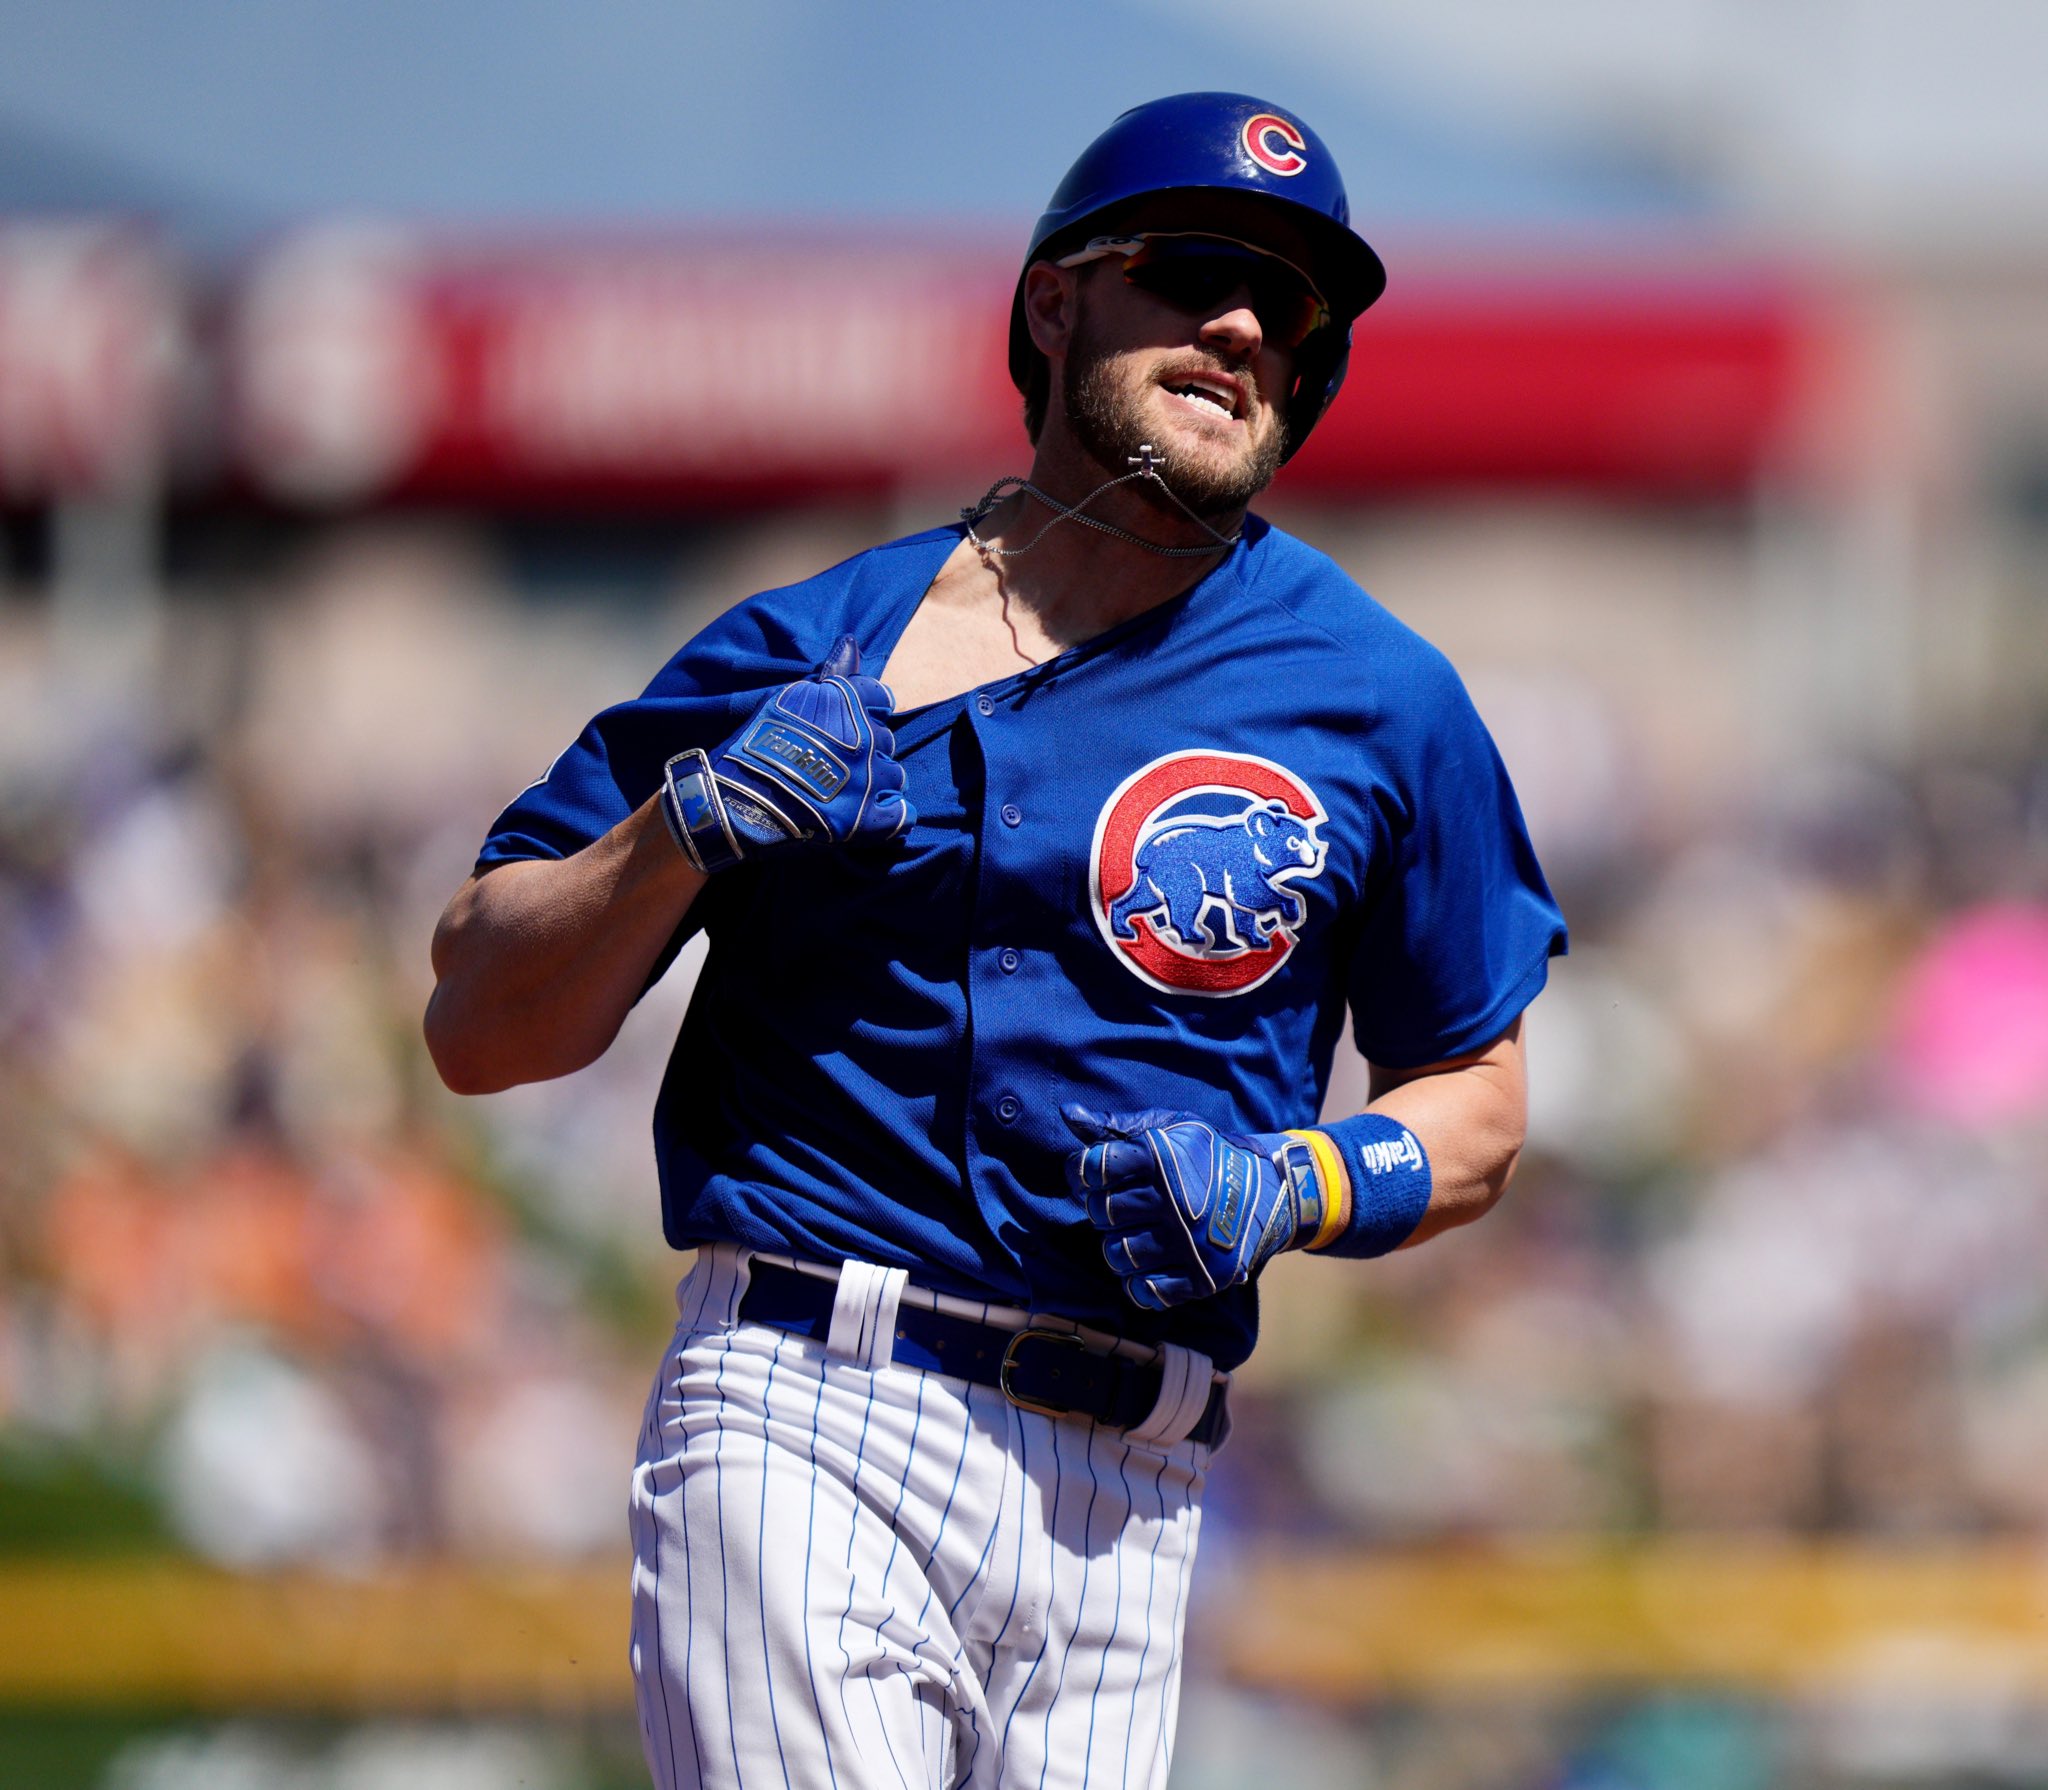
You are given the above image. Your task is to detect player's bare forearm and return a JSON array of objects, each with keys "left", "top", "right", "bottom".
[
  {"left": 424, "top": 793, "right": 705, "bottom": 1095},
  {"left": 1363, "top": 1016, "right": 1527, "bottom": 1245}
]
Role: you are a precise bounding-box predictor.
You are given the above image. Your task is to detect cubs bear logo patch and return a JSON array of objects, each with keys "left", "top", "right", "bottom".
[{"left": 1090, "top": 750, "right": 1329, "bottom": 997}]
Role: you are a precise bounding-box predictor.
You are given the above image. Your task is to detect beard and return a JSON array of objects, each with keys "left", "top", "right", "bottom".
[{"left": 1062, "top": 314, "right": 1288, "bottom": 518}]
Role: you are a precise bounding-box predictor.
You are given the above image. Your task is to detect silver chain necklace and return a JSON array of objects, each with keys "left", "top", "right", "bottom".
[{"left": 961, "top": 446, "right": 1241, "bottom": 561}]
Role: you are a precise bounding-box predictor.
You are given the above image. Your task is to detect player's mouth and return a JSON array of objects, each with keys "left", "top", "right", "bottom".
[{"left": 1158, "top": 369, "right": 1247, "bottom": 423}]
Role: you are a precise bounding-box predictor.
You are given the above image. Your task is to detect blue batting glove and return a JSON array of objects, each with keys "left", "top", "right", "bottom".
[
  {"left": 1062, "top": 1104, "right": 1332, "bottom": 1311},
  {"left": 660, "top": 635, "right": 915, "bottom": 873}
]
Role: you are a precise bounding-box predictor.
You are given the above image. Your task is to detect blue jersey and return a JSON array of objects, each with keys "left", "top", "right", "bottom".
[{"left": 479, "top": 515, "right": 1567, "bottom": 1370}]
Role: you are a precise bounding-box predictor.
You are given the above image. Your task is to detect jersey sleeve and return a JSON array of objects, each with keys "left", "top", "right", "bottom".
[
  {"left": 474, "top": 529, "right": 947, "bottom": 873},
  {"left": 1344, "top": 651, "right": 1568, "bottom": 1068},
  {"left": 477, "top": 651, "right": 745, "bottom": 871},
  {"left": 471, "top": 596, "right": 809, "bottom": 972}
]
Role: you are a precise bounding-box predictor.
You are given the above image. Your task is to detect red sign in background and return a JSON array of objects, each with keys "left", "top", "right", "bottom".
[
  {"left": 0, "top": 224, "right": 178, "bottom": 500},
  {"left": 0, "top": 222, "right": 1823, "bottom": 506}
]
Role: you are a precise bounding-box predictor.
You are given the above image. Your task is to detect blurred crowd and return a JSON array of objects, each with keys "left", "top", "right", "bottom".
[
  {"left": 2, "top": 496, "right": 2046, "bottom": 1588},
  {"left": 1239, "top": 718, "right": 2048, "bottom": 1550}
]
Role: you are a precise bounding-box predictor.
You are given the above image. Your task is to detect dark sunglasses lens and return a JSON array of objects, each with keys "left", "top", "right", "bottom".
[
  {"left": 1121, "top": 246, "right": 1326, "bottom": 347},
  {"left": 1127, "top": 252, "right": 1234, "bottom": 302}
]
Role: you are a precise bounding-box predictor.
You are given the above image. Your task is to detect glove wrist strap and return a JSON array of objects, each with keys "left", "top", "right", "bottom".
[
  {"left": 1282, "top": 1127, "right": 1351, "bottom": 1251},
  {"left": 660, "top": 749, "right": 746, "bottom": 875},
  {"left": 1302, "top": 1113, "right": 1433, "bottom": 1259}
]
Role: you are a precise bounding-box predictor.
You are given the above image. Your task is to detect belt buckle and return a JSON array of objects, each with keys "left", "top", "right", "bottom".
[{"left": 998, "top": 1327, "right": 1096, "bottom": 1419}]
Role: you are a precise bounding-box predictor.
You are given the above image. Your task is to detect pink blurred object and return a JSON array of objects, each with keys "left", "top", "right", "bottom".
[{"left": 1890, "top": 903, "right": 2048, "bottom": 1125}]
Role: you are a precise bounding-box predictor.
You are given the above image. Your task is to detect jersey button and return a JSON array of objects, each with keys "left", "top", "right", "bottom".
[
  {"left": 976, "top": 694, "right": 996, "bottom": 718},
  {"left": 997, "top": 947, "right": 1021, "bottom": 974},
  {"left": 1000, "top": 803, "right": 1023, "bottom": 827},
  {"left": 995, "top": 1094, "right": 1021, "bottom": 1124}
]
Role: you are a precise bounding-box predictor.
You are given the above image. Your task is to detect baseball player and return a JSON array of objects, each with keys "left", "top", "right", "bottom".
[{"left": 426, "top": 92, "right": 1565, "bottom": 1790}]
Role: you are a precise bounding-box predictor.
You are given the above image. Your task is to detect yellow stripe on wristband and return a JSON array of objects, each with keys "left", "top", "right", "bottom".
[{"left": 1285, "top": 1128, "right": 1352, "bottom": 1251}]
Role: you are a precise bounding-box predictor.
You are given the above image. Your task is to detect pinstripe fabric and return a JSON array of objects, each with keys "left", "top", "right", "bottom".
[{"left": 630, "top": 1247, "right": 1209, "bottom": 1790}]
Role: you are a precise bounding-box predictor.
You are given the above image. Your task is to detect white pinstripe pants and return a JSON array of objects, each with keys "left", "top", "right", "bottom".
[{"left": 629, "top": 1246, "right": 1212, "bottom": 1790}]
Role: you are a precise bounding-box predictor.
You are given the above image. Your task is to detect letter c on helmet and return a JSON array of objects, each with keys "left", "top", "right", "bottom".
[{"left": 1242, "top": 113, "right": 1308, "bottom": 177}]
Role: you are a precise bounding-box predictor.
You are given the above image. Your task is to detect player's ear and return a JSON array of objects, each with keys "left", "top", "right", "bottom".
[{"left": 1022, "top": 260, "right": 1079, "bottom": 360}]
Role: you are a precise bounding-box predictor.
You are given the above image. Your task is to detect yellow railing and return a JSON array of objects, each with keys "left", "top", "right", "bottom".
[
  {"left": 3, "top": 1544, "right": 2046, "bottom": 1711},
  {"left": 1220, "top": 1542, "right": 2048, "bottom": 1698},
  {"left": 0, "top": 1560, "right": 628, "bottom": 1712}
]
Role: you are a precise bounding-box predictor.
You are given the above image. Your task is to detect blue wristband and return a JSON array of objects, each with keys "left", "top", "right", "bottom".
[{"left": 1310, "top": 1112, "right": 1432, "bottom": 1258}]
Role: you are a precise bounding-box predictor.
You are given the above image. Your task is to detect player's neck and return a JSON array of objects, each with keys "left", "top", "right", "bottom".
[{"left": 973, "top": 437, "right": 1246, "bottom": 632}]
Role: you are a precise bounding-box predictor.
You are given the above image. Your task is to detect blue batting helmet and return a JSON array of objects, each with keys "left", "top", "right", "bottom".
[{"left": 1009, "top": 92, "right": 1386, "bottom": 460}]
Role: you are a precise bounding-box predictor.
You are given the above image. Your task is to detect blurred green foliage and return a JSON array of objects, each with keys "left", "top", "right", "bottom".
[
  {"left": 0, "top": 1443, "right": 174, "bottom": 1558},
  {"left": 0, "top": 1711, "right": 174, "bottom": 1790}
]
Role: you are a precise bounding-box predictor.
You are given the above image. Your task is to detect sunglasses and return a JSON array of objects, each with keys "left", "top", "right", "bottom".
[{"left": 1055, "top": 232, "right": 1334, "bottom": 349}]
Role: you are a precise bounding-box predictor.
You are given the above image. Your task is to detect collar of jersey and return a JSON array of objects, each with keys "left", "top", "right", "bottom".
[{"left": 942, "top": 514, "right": 1262, "bottom": 710}]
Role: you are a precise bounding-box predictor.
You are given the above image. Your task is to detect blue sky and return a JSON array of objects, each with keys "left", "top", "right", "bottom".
[
  {"left": 11, "top": 0, "right": 2039, "bottom": 255},
  {"left": 0, "top": 0, "right": 1701, "bottom": 251}
]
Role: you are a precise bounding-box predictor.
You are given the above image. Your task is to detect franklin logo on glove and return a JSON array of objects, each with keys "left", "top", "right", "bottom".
[{"left": 739, "top": 720, "right": 850, "bottom": 802}]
